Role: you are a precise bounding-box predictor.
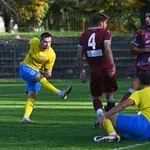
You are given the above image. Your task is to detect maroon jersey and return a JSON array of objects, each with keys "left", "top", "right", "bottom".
[
  {"left": 132, "top": 27, "right": 150, "bottom": 71},
  {"left": 78, "top": 27, "right": 112, "bottom": 69}
]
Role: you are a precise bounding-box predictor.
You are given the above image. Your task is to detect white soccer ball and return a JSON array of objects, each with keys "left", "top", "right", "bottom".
[{"left": 137, "top": 111, "right": 141, "bottom": 115}]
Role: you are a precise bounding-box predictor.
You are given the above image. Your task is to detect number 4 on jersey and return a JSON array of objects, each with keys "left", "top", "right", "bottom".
[{"left": 88, "top": 33, "right": 96, "bottom": 49}]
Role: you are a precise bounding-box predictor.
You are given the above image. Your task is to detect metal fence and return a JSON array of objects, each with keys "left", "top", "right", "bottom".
[
  {"left": 0, "top": 37, "right": 136, "bottom": 79},
  {"left": 0, "top": 43, "right": 78, "bottom": 79}
]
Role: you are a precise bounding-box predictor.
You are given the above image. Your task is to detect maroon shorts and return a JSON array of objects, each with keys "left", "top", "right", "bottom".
[{"left": 90, "top": 68, "right": 118, "bottom": 97}]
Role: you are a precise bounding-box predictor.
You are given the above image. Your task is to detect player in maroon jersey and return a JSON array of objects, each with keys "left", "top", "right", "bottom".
[
  {"left": 120, "top": 11, "right": 150, "bottom": 103},
  {"left": 77, "top": 12, "right": 118, "bottom": 128}
]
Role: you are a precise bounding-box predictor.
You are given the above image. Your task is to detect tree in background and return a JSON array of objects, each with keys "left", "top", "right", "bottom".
[
  {"left": 140, "top": 0, "right": 150, "bottom": 27},
  {"left": 0, "top": 0, "right": 17, "bottom": 32},
  {"left": 0, "top": 0, "right": 149, "bottom": 33},
  {"left": 15, "top": 0, "right": 49, "bottom": 31},
  {"left": 77, "top": 0, "right": 145, "bottom": 33},
  {"left": 43, "top": 0, "right": 78, "bottom": 31}
]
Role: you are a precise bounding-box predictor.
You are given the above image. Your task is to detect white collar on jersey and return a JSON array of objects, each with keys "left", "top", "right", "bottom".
[{"left": 91, "top": 27, "right": 101, "bottom": 29}]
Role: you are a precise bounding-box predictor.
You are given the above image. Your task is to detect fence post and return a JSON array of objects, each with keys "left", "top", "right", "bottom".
[{"left": 12, "top": 46, "right": 16, "bottom": 78}]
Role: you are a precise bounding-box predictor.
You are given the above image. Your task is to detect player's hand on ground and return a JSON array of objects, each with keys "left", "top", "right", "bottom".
[{"left": 80, "top": 72, "right": 86, "bottom": 83}]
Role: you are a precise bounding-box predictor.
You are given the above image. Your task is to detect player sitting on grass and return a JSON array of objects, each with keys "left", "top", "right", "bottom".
[
  {"left": 94, "top": 72, "right": 150, "bottom": 142},
  {"left": 14, "top": 32, "right": 72, "bottom": 123}
]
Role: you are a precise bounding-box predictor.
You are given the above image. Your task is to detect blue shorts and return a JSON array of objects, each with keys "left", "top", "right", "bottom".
[
  {"left": 19, "top": 64, "right": 41, "bottom": 93},
  {"left": 116, "top": 114, "right": 150, "bottom": 140}
]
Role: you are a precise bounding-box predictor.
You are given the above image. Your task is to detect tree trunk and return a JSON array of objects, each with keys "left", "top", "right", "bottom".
[{"left": 2, "top": 8, "right": 11, "bottom": 32}]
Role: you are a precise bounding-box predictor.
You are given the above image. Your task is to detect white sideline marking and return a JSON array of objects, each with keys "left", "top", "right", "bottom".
[{"left": 112, "top": 142, "right": 150, "bottom": 150}]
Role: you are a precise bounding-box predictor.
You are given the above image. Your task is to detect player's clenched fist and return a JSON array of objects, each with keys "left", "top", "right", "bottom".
[{"left": 80, "top": 71, "right": 86, "bottom": 83}]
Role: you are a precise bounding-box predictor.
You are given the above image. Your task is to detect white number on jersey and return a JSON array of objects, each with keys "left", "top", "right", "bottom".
[{"left": 88, "top": 33, "right": 96, "bottom": 49}]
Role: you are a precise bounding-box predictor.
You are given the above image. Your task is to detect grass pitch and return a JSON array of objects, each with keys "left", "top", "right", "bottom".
[{"left": 0, "top": 79, "right": 150, "bottom": 150}]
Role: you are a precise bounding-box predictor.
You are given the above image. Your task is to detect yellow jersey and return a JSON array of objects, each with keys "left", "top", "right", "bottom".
[
  {"left": 23, "top": 38, "right": 56, "bottom": 73},
  {"left": 129, "top": 87, "right": 150, "bottom": 121}
]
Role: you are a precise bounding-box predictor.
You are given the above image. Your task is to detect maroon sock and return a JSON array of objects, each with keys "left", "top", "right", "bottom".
[
  {"left": 106, "top": 102, "right": 115, "bottom": 111},
  {"left": 120, "top": 92, "right": 132, "bottom": 103},
  {"left": 93, "top": 98, "right": 103, "bottom": 111}
]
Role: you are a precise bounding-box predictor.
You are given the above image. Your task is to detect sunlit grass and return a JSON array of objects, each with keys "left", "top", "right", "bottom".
[
  {"left": 0, "top": 31, "right": 133, "bottom": 38},
  {"left": 0, "top": 31, "right": 82, "bottom": 38},
  {"left": 0, "top": 79, "right": 149, "bottom": 150}
]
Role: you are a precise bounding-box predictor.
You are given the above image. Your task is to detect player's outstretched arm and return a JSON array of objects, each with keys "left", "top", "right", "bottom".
[
  {"left": 77, "top": 47, "right": 87, "bottom": 83},
  {"left": 104, "top": 42, "right": 116, "bottom": 76},
  {"left": 104, "top": 99, "right": 134, "bottom": 119}
]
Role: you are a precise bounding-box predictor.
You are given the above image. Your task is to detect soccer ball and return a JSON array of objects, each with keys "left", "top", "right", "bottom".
[{"left": 137, "top": 111, "right": 141, "bottom": 115}]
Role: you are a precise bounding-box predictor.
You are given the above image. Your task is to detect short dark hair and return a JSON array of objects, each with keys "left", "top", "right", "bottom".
[
  {"left": 139, "top": 72, "right": 150, "bottom": 85},
  {"left": 146, "top": 10, "right": 150, "bottom": 13},
  {"left": 146, "top": 11, "right": 150, "bottom": 15},
  {"left": 91, "top": 12, "right": 110, "bottom": 26},
  {"left": 40, "top": 32, "right": 52, "bottom": 40},
  {"left": 145, "top": 10, "right": 150, "bottom": 17}
]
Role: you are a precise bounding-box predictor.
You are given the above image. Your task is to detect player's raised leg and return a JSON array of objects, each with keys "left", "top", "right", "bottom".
[{"left": 39, "top": 77, "right": 72, "bottom": 100}]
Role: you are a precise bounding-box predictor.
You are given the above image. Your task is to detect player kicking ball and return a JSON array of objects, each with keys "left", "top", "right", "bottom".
[
  {"left": 94, "top": 72, "right": 150, "bottom": 142},
  {"left": 14, "top": 32, "right": 72, "bottom": 123}
]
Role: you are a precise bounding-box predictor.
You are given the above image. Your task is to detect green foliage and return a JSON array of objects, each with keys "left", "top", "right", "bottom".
[
  {"left": 0, "top": 31, "right": 83, "bottom": 38},
  {"left": 77, "top": 0, "right": 144, "bottom": 32},
  {"left": 0, "top": 0, "right": 148, "bottom": 32},
  {"left": 0, "top": 31, "right": 134, "bottom": 38},
  {"left": 15, "top": 0, "right": 49, "bottom": 29}
]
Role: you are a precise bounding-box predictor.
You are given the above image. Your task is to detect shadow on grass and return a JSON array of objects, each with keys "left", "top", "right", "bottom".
[{"left": 0, "top": 107, "right": 143, "bottom": 150}]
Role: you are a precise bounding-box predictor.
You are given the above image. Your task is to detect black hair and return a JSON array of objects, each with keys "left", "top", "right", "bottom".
[
  {"left": 139, "top": 72, "right": 150, "bottom": 85},
  {"left": 40, "top": 32, "right": 52, "bottom": 40},
  {"left": 91, "top": 12, "right": 110, "bottom": 26},
  {"left": 146, "top": 10, "right": 150, "bottom": 13},
  {"left": 145, "top": 11, "right": 150, "bottom": 16}
]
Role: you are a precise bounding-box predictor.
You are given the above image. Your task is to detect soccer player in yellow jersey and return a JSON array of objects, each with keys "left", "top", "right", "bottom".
[
  {"left": 14, "top": 32, "right": 72, "bottom": 123},
  {"left": 94, "top": 72, "right": 150, "bottom": 142}
]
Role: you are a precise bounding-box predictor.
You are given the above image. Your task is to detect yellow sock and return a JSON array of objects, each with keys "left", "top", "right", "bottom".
[
  {"left": 40, "top": 77, "right": 59, "bottom": 94},
  {"left": 103, "top": 119, "right": 116, "bottom": 135},
  {"left": 24, "top": 98, "right": 35, "bottom": 118}
]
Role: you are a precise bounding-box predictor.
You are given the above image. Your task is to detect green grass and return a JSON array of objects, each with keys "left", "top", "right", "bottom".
[
  {"left": 0, "top": 31, "right": 82, "bottom": 38},
  {"left": 0, "top": 79, "right": 149, "bottom": 150},
  {"left": 0, "top": 31, "right": 133, "bottom": 38}
]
